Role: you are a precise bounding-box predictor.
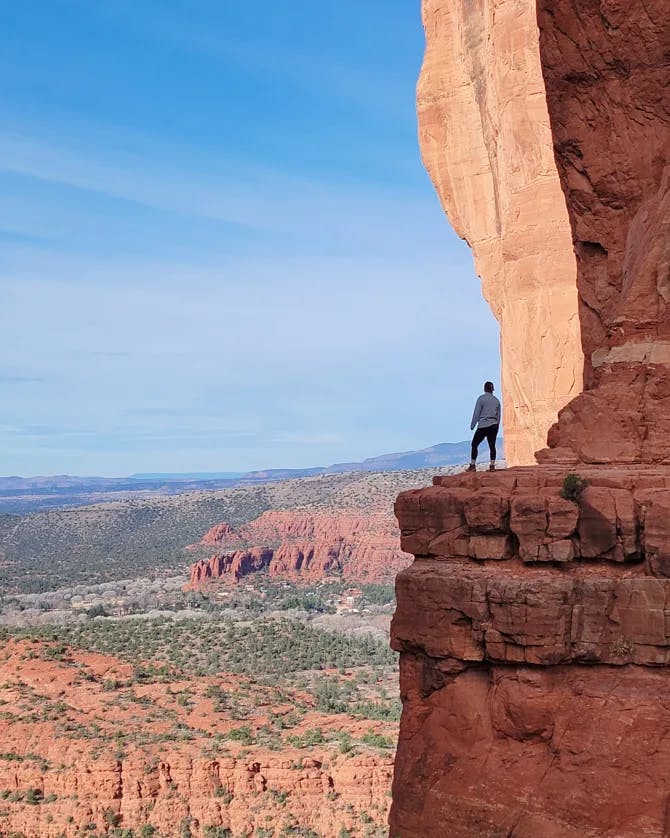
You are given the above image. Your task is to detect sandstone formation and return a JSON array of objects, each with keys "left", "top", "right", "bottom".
[
  {"left": 418, "top": 0, "right": 583, "bottom": 466},
  {"left": 393, "top": 1, "right": 670, "bottom": 833},
  {"left": 0, "top": 639, "right": 394, "bottom": 838},
  {"left": 186, "top": 510, "right": 412, "bottom": 588},
  {"left": 199, "top": 522, "right": 235, "bottom": 546},
  {"left": 537, "top": 0, "right": 670, "bottom": 464},
  {"left": 391, "top": 468, "right": 670, "bottom": 836}
]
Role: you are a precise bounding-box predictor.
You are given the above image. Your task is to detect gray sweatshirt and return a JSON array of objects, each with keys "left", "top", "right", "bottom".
[{"left": 471, "top": 393, "right": 501, "bottom": 430}]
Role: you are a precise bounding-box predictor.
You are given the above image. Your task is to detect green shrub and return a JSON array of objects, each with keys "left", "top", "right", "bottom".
[
  {"left": 227, "top": 725, "right": 253, "bottom": 745},
  {"left": 24, "top": 787, "right": 43, "bottom": 805},
  {"left": 335, "top": 732, "right": 354, "bottom": 754},
  {"left": 269, "top": 788, "right": 289, "bottom": 804},
  {"left": 360, "top": 730, "right": 394, "bottom": 750},
  {"left": 203, "top": 827, "right": 232, "bottom": 838},
  {"left": 214, "top": 787, "right": 234, "bottom": 804},
  {"left": 103, "top": 808, "right": 121, "bottom": 827},
  {"left": 560, "top": 473, "right": 588, "bottom": 502},
  {"left": 288, "top": 727, "right": 326, "bottom": 748}
]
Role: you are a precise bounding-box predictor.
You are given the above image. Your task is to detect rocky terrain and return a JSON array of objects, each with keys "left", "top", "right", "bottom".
[
  {"left": 0, "top": 634, "right": 396, "bottom": 838},
  {"left": 186, "top": 510, "right": 411, "bottom": 588},
  {"left": 0, "top": 465, "right": 428, "bottom": 836},
  {"left": 390, "top": 1, "right": 670, "bottom": 836},
  {"left": 0, "top": 442, "right": 483, "bottom": 515},
  {"left": 417, "top": 0, "right": 582, "bottom": 465},
  {"left": 536, "top": 0, "right": 670, "bottom": 465},
  {"left": 0, "top": 467, "right": 465, "bottom": 595},
  {"left": 391, "top": 466, "right": 670, "bottom": 836}
]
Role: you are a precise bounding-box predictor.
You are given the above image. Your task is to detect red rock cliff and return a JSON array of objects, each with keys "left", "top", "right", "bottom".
[
  {"left": 418, "top": 0, "right": 583, "bottom": 466},
  {"left": 536, "top": 0, "right": 670, "bottom": 464},
  {"left": 391, "top": 467, "right": 670, "bottom": 836},
  {"left": 186, "top": 510, "right": 412, "bottom": 588},
  {"left": 391, "top": 1, "right": 670, "bottom": 835}
]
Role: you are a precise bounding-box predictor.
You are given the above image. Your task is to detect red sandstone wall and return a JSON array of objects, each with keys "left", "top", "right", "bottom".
[
  {"left": 186, "top": 510, "right": 412, "bottom": 588},
  {"left": 418, "top": 0, "right": 583, "bottom": 465},
  {"left": 390, "top": 2, "right": 670, "bottom": 835},
  {"left": 390, "top": 467, "right": 670, "bottom": 835},
  {"left": 536, "top": 0, "right": 670, "bottom": 464}
]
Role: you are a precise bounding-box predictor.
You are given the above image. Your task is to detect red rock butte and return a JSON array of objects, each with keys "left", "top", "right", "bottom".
[
  {"left": 186, "top": 510, "right": 412, "bottom": 588},
  {"left": 391, "top": 1, "right": 670, "bottom": 835}
]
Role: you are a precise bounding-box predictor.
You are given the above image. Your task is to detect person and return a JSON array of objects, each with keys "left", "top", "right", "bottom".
[{"left": 467, "top": 381, "right": 500, "bottom": 472}]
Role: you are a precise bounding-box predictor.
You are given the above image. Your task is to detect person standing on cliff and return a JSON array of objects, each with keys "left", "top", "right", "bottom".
[{"left": 467, "top": 381, "right": 501, "bottom": 472}]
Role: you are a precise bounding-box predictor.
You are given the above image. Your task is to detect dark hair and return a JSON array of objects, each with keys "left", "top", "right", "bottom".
[{"left": 484, "top": 381, "right": 494, "bottom": 393}]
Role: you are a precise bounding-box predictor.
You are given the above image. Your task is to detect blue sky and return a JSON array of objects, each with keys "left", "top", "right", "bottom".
[{"left": 1, "top": 0, "right": 499, "bottom": 477}]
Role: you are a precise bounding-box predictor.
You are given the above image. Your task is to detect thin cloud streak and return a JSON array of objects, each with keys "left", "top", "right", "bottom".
[
  {"left": 0, "top": 0, "right": 499, "bottom": 476},
  {"left": 0, "top": 129, "right": 438, "bottom": 252}
]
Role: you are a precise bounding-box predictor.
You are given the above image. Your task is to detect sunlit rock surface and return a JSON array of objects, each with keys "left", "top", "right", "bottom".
[
  {"left": 392, "top": 0, "right": 670, "bottom": 834},
  {"left": 418, "top": 0, "right": 583, "bottom": 466},
  {"left": 537, "top": 0, "right": 670, "bottom": 465},
  {"left": 391, "top": 468, "right": 670, "bottom": 836}
]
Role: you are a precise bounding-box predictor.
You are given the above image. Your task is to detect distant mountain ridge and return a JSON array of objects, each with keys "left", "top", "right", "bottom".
[
  {"left": 0, "top": 440, "right": 503, "bottom": 491},
  {"left": 326, "top": 441, "right": 486, "bottom": 473}
]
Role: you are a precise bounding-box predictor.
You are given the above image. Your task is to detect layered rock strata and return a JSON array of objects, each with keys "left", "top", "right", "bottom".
[
  {"left": 186, "top": 510, "right": 412, "bottom": 587},
  {"left": 0, "top": 640, "right": 394, "bottom": 838},
  {"left": 390, "top": 468, "right": 670, "bottom": 836},
  {"left": 399, "top": 0, "right": 670, "bottom": 834},
  {"left": 418, "top": 0, "right": 583, "bottom": 465},
  {"left": 537, "top": 0, "right": 670, "bottom": 464},
  {"left": 420, "top": 0, "right": 670, "bottom": 466}
]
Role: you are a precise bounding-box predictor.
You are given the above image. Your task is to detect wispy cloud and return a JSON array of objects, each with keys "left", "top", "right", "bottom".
[
  {"left": 0, "top": 0, "right": 499, "bottom": 476},
  {"left": 0, "top": 127, "right": 440, "bottom": 255}
]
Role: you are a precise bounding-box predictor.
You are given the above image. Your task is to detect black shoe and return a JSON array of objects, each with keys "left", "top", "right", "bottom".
[
  {"left": 467, "top": 464, "right": 476, "bottom": 472},
  {"left": 489, "top": 464, "right": 495, "bottom": 472}
]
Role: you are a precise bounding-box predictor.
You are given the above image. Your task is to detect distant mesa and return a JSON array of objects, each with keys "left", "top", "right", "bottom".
[{"left": 186, "top": 509, "right": 412, "bottom": 589}]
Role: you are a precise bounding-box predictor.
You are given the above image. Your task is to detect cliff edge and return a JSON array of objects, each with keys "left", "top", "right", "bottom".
[
  {"left": 391, "top": 0, "right": 670, "bottom": 834},
  {"left": 418, "top": 0, "right": 583, "bottom": 466}
]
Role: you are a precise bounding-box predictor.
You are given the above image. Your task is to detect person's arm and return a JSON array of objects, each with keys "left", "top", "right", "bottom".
[
  {"left": 495, "top": 399, "right": 501, "bottom": 423},
  {"left": 471, "top": 396, "right": 483, "bottom": 430}
]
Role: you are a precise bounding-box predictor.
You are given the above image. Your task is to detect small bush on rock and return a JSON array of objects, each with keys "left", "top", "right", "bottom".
[{"left": 560, "top": 473, "right": 588, "bottom": 503}]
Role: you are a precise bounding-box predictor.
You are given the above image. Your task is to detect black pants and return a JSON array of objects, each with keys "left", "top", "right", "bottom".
[{"left": 471, "top": 424, "right": 499, "bottom": 462}]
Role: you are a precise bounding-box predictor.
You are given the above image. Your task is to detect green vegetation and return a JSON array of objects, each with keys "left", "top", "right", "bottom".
[
  {"left": 361, "top": 730, "right": 395, "bottom": 749},
  {"left": 0, "top": 487, "right": 272, "bottom": 593},
  {"left": 23, "top": 788, "right": 43, "bottom": 805},
  {"left": 0, "top": 788, "right": 44, "bottom": 805},
  {"left": 0, "top": 466, "right": 445, "bottom": 593},
  {"left": 560, "top": 473, "right": 589, "bottom": 503},
  {"left": 203, "top": 828, "right": 232, "bottom": 838},
  {"left": 13, "top": 616, "right": 396, "bottom": 677},
  {"left": 0, "top": 614, "right": 400, "bottom": 743},
  {"left": 358, "top": 584, "right": 395, "bottom": 606},
  {"left": 287, "top": 727, "right": 327, "bottom": 748},
  {"left": 104, "top": 808, "right": 122, "bottom": 827},
  {"left": 0, "top": 469, "right": 404, "bottom": 838}
]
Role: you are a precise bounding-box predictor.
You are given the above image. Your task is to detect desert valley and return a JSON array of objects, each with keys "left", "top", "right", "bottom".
[
  {"left": 0, "top": 461, "right": 470, "bottom": 837},
  {"left": 3, "top": 0, "right": 669, "bottom": 834}
]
